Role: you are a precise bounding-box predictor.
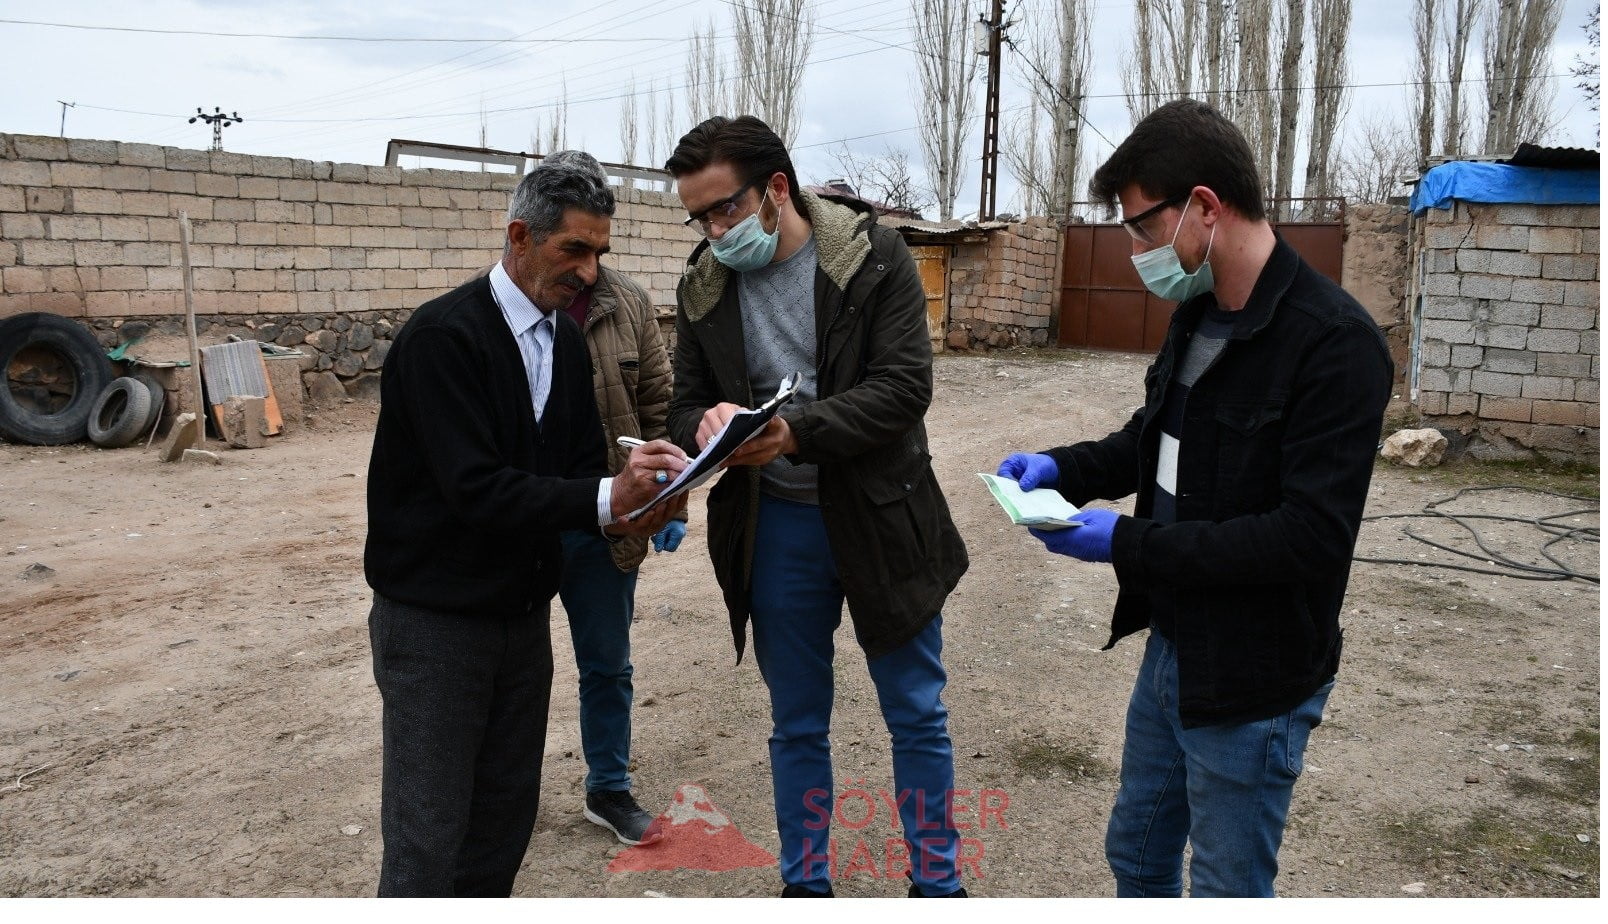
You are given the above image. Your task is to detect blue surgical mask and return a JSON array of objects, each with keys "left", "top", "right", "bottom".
[
  {"left": 708, "top": 190, "right": 780, "bottom": 272},
  {"left": 1130, "top": 198, "right": 1215, "bottom": 302}
]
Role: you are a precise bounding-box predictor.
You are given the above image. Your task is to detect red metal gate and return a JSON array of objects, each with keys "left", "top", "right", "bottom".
[{"left": 1057, "top": 202, "right": 1345, "bottom": 353}]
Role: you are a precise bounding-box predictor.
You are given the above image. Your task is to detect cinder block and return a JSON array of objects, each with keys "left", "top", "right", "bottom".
[
  {"left": 332, "top": 163, "right": 368, "bottom": 183},
  {"left": 1454, "top": 249, "right": 1491, "bottom": 273},
  {"left": 368, "top": 166, "right": 403, "bottom": 185},
  {"left": 1485, "top": 300, "right": 1541, "bottom": 326},
  {"left": 1417, "top": 390, "right": 1449, "bottom": 415},
  {"left": 1446, "top": 392, "right": 1479, "bottom": 415},
  {"left": 1461, "top": 274, "right": 1513, "bottom": 299},
  {"left": 1520, "top": 375, "right": 1572, "bottom": 400},
  {"left": 238, "top": 176, "right": 280, "bottom": 198},
  {"left": 1574, "top": 378, "right": 1598, "bottom": 403},
  {"left": 211, "top": 151, "right": 254, "bottom": 175},
  {"left": 72, "top": 241, "right": 117, "bottom": 265},
  {"left": 293, "top": 247, "right": 332, "bottom": 270},
  {"left": 19, "top": 239, "right": 74, "bottom": 265},
  {"left": 117, "top": 142, "right": 166, "bottom": 168},
  {"left": 1527, "top": 328, "right": 1581, "bottom": 353},
  {"left": 1476, "top": 323, "right": 1529, "bottom": 349},
  {"left": 212, "top": 245, "right": 255, "bottom": 268},
  {"left": 350, "top": 268, "right": 384, "bottom": 289},
  {"left": 1579, "top": 330, "right": 1598, "bottom": 355},
  {"left": 1562, "top": 281, "right": 1600, "bottom": 308},
  {"left": 234, "top": 269, "right": 277, "bottom": 292},
  {"left": 255, "top": 200, "right": 311, "bottom": 223},
  {"left": 1530, "top": 400, "right": 1593, "bottom": 427},
  {"left": 1540, "top": 305, "right": 1598, "bottom": 331},
  {"left": 2, "top": 266, "right": 48, "bottom": 292},
  {"left": 255, "top": 247, "right": 295, "bottom": 270},
  {"left": 1471, "top": 370, "right": 1524, "bottom": 397},
  {"left": 314, "top": 226, "right": 352, "bottom": 247},
  {"left": 252, "top": 155, "right": 294, "bottom": 179},
  {"left": 103, "top": 165, "right": 152, "bottom": 191},
  {"left": 1420, "top": 340, "right": 1451, "bottom": 366},
  {"left": 195, "top": 173, "right": 239, "bottom": 197},
  {"left": 1, "top": 214, "right": 46, "bottom": 239},
  {"left": 1424, "top": 227, "right": 1468, "bottom": 249},
  {"left": 1479, "top": 396, "right": 1533, "bottom": 422},
  {"left": 150, "top": 171, "right": 197, "bottom": 194},
  {"left": 120, "top": 242, "right": 171, "bottom": 266},
  {"left": 1473, "top": 223, "right": 1527, "bottom": 250},
  {"left": 238, "top": 223, "right": 276, "bottom": 245},
  {"left": 67, "top": 139, "right": 118, "bottom": 163},
  {"left": 1528, "top": 226, "right": 1583, "bottom": 254},
  {"left": 1509, "top": 278, "right": 1563, "bottom": 304},
  {"left": 99, "top": 265, "right": 148, "bottom": 290},
  {"left": 1536, "top": 351, "right": 1593, "bottom": 377},
  {"left": 128, "top": 290, "right": 180, "bottom": 314},
  {"left": 85, "top": 290, "right": 131, "bottom": 317},
  {"left": 1487, "top": 250, "right": 1542, "bottom": 277},
  {"left": 0, "top": 186, "right": 23, "bottom": 212},
  {"left": 1450, "top": 344, "right": 1484, "bottom": 367},
  {"left": 211, "top": 199, "right": 252, "bottom": 221},
  {"left": 121, "top": 192, "right": 169, "bottom": 216},
  {"left": 49, "top": 161, "right": 104, "bottom": 187},
  {"left": 354, "top": 185, "right": 390, "bottom": 207},
  {"left": 331, "top": 204, "right": 368, "bottom": 225},
  {"left": 27, "top": 188, "right": 68, "bottom": 212},
  {"left": 1541, "top": 254, "right": 1598, "bottom": 281},
  {"left": 164, "top": 147, "right": 210, "bottom": 172},
  {"left": 276, "top": 224, "right": 315, "bottom": 246},
  {"left": 12, "top": 135, "right": 68, "bottom": 160}
]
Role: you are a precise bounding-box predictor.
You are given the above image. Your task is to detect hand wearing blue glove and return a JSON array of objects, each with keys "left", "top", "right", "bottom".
[
  {"left": 1029, "top": 508, "right": 1119, "bottom": 563},
  {"left": 652, "top": 520, "right": 687, "bottom": 553},
  {"left": 996, "top": 452, "right": 1059, "bottom": 491}
]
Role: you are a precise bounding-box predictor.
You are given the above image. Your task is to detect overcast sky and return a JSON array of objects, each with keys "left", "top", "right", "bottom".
[{"left": 1, "top": 0, "right": 1599, "bottom": 219}]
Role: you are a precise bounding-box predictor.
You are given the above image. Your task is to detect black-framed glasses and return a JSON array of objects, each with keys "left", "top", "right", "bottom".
[
  {"left": 683, "top": 179, "right": 759, "bottom": 234},
  {"left": 1120, "top": 193, "right": 1188, "bottom": 245}
]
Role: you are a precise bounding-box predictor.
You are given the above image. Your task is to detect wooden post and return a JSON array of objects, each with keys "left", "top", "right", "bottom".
[{"left": 179, "top": 212, "right": 204, "bottom": 450}]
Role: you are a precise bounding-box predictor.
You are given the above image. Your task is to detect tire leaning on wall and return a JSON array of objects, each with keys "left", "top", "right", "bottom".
[
  {"left": 0, "top": 313, "right": 115, "bottom": 445},
  {"left": 86, "top": 377, "right": 156, "bottom": 449}
]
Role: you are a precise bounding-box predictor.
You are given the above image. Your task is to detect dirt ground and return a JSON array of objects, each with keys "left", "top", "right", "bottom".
[{"left": 0, "top": 349, "right": 1598, "bottom": 898}]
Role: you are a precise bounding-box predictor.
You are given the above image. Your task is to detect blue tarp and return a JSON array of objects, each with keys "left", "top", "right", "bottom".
[{"left": 1410, "top": 161, "right": 1600, "bottom": 216}]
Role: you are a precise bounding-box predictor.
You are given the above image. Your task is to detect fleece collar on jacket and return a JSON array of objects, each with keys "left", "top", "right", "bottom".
[{"left": 679, "top": 188, "right": 874, "bottom": 323}]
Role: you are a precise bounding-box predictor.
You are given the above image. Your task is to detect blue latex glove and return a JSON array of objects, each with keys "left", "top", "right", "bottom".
[
  {"left": 652, "top": 520, "right": 687, "bottom": 553},
  {"left": 996, "top": 452, "right": 1059, "bottom": 491},
  {"left": 1029, "top": 509, "right": 1119, "bottom": 563}
]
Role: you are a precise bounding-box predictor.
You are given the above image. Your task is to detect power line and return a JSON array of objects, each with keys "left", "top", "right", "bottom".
[{"left": 0, "top": 16, "right": 701, "bottom": 43}]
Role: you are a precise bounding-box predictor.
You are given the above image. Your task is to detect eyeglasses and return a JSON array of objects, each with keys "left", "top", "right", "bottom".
[
  {"left": 683, "top": 179, "right": 759, "bottom": 234},
  {"left": 1119, "top": 193, "right": 1188, "bottom": 245}
]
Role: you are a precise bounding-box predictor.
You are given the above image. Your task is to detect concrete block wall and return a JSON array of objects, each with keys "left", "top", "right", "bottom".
[
  {"left": 944, "top": 218, "right": 1058, "bottom": 350},
  {"left": 1341, "top": 203, "right": 1411, "bottom": 374},
  {"left": 1415, "top": 200, "right": 1599, "bottom": 458},
  {"left": 0, "top": 133, "right": 700, "bottom": 402}
]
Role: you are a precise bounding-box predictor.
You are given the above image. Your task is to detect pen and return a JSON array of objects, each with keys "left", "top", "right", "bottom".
[{"left": 618, "top": 435, "right": 670, "bottom": 484}]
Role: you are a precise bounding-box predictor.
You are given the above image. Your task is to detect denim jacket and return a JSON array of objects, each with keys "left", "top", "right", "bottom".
[{"left": 1046, "top": 236, "right": 1393, "bottom": 727}]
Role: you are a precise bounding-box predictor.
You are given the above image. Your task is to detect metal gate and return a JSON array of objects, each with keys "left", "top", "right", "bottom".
[{"left": 1057, "top": 201, "right": 1346, "bottom": 353}]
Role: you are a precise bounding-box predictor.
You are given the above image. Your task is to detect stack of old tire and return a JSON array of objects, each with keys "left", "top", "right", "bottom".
[{"left": 0, "top": 313, "right": 164, "bottom": 449}]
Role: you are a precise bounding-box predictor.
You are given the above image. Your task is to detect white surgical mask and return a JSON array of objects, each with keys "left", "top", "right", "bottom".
[
  {"left": 709, "top": 189, "right": 780, "bottom": 272},
  {"left": 1130, "top": 197, "right": 1215, "bottom": 302}
]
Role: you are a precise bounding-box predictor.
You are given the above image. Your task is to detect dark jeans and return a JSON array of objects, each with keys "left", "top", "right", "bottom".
[
  {"left": 558, "top": 529, "right": 637, "bottom": 793},
  {"left": 369, "top": 593, "right": 553, "bottom": 897}
]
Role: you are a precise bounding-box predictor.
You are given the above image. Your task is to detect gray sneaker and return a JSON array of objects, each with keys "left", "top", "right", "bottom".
[{"left": 584, "top": 790, "right": 662, "bottom": 846}]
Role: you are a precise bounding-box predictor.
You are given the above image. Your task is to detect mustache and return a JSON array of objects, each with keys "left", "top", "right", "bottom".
[{"left": 556, "top": 273, "right": 585, "bottom": 290}]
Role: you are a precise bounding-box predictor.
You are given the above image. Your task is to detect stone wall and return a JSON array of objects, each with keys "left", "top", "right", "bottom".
[
  {"left": 1414, "top": 200, "right": 1599, "bottom": 459},
  {"left": 943, "top": 218, "right": 1059, "bottom": 350},
  {"left": 1341, "top": 203, "right": 1411, "bottom": 374},
  {"left": 0, "top": 133, "right": 700, "bottom": 402}
]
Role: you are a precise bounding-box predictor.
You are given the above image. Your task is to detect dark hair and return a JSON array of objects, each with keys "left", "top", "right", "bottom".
[
  {"left": 1089, "top": 98, "right": 1266, "bottom": 221},
  {"left": 663, "top": 115, "right": 801, "bottom": 200},
  {"left": 506, "top": 154, "right": 615, "bottom": 251}
]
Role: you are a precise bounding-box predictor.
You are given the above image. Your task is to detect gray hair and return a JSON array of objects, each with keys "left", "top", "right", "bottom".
[{"left": 506, "top": 151, "right": 615, "bottom": 250}]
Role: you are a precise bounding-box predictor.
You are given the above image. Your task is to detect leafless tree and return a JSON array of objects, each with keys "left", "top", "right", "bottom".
[
  {"left": 1011, "top": 0, "right": 1095, "bottom": 219},
  {"left": 685, "top": 21, "right": 733, "bottom": 125},
  {"left": 1003, "top": 105, "right": 1050, "bottom": 216},
  {"left": 1573, "top": 3, "right": 1600, "bottom": 112},
  {"left": 1121, "top": 0, "right": 1201, "bottom": 125},
  {"left": 660, "top": 80, "right": 682, "bottom": 166},
  {"left": 643, "top": 81, "right": 660, "bottom": 168},
  {"left": 539, "top": 76, "right": 569, "bottom": 156},
  {"left": 1233, "top": 0, "right": 1279, "bottom": 185},
  {"left": 1483, "top": 0, "right": 1564, "bottom": 153},
  {"left": 1411, "top": 0, "right": 1439, "bottom": 168},
  {"left": 911, "top": 0, "right": 980, "bottom": 221},
  {"left": 732, "top": 1, "right": 815, "bottom": 146},
  {"left": 619, "top": 77, "right": 639, "bottom": 171},
  {"left": 1336, "top": 112, "right": 1418, "bottom": 203},
  {"left": 1439, "top": 0, "right": 1481, "bottom": 156},
  {"left": 1271, "top": 0, "right": 1307, "bottom": 216},
  {"left": 1304, "top": 0, "right": 1351, "bottom": 201},
  {"left": 827, "top": 144, "right": 933, "bottom": 215}
]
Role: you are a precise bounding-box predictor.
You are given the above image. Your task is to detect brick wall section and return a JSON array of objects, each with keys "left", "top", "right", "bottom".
[
  {"left": 1341, "top": 203, "right": 1410, "bottom": 375},
  {"left": 1414, "top": 200, "right": 1599, "bottom": 459},
  {"left": 0, "top": 133, "right": 700, "bottom": 401},
  {"left": 944, "top": 218, "right": 1058, "bottom": 350}
]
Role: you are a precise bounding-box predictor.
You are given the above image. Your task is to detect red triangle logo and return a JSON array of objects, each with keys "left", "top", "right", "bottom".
[{"left": 607, "top": 783, "right": 777, "bottom": 873}]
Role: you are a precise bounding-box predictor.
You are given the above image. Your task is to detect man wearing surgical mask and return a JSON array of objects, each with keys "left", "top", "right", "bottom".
[
  {"left": 995, "top": 99, "right": 1392, "bottom": 897},
  {"left": 663, "top": 116, "right": 970, "bottom": 898}
]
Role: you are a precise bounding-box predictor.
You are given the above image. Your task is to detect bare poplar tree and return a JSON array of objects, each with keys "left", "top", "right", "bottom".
[
  {"left": 619, "top": 77, "right": 639, "bottom": 169},
  {"left": 1304, "top": 0, "right": 1351, "bottom": 202},
  {"left": 643, "top": 81, "right": 659, "bottom": 168},
  {"left": 685, "top": 21, "right": 733, "bottom": 125},
  {"left": 828, "top": 144, "right": 934, "bottom": 215},
  {"left": 660, "top": 81, "right": 682, "bottom": 165},
  {"left": 1336, "top": 113, "right": 1418, "bottom": 203},
  {"left": 1441, "top": 0, "right": 1480, "bottom": 156},
  {"left": 1411, "top": 0, "right": 1439, "bottom": 168},
  {"left": 1271, "top": 0, "right": 1307, "bottom": 216},
  {"left": 1122, "top": 0, "right": 1202, "bottom": 125},
  {"left": 731, "top": 0, "right": 815, "bottom": 146},
  {"left": 1003, "top": 105, "right": 1050, "bottom": 216},
  {"left": 1231, "top": 0, "right": 1279, "bottom": 185},
  {"left": 1012, "top": 0, "right": 1095, "bottom": 219},
  {"left": 1573, "top": 3, "right": 1600, "bottom": 112},
  {"left": 911, "top": 0, "right": 980, "bottom": 221},
  {"left": 544, "top": 76, "right": 569, "bottom": 156},
  {"left": 1483, "top": 0, "right": 1564, "bottom": 153}
]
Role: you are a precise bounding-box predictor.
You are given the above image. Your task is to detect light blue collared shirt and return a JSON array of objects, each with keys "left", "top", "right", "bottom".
[{"left": 490, "top": 262, "right": 614, "bottom": 528}]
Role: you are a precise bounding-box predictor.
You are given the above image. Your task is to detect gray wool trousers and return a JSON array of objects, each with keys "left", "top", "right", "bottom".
[{"left": 368, "top": 593, "right": 553, "bottom": 897}]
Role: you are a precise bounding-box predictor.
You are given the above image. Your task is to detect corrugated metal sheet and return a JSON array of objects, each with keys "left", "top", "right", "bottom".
[{"left": 1497, "top": 143, "right": 1599, "bottom": 170}]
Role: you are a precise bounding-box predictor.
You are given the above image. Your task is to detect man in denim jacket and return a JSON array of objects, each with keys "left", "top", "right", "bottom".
[{"left": 997, "top": 99, "right": 1392, "bottom": 897}]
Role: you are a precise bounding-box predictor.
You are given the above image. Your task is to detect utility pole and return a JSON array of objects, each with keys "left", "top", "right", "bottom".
[
  {"left": 976, "top": 0, "right": 1006, "bottom": 221},
  {"left": 56, "top": 101, "right": 75, "bottom": 138},
  {"left": 189, "top": 107, "right": 244, "bottom": 152}
]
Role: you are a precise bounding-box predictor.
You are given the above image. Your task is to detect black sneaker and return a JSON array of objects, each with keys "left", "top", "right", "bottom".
[
  {"left": 781, "top": 883, "right": 834, "bottom": 897},
  {"left": 907, "top": 883, "right": 968, "bottom": 897},
  {"left": 584, "top": 790, "right": 662, "bottom": 846}
]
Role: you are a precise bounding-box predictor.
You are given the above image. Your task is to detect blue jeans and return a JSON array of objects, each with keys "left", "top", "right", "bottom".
[
  {"left": 749, "top": 494, "right": 962, "bottom": 896},
  {"left": 1105, "top": 632, "right": 1332, "bottom": 897},
  {"left": 558, "top": 529, "right": 638, "bottom": 793}
]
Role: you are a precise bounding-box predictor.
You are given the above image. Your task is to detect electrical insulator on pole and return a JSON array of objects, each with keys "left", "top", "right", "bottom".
[{"left": 189, "top": 107, "right": 244, "bottom": 152}]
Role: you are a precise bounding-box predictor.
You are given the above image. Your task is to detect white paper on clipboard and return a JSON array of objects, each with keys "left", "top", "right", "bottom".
[{"left": 624, "top": 372, "right": 803, "bottom": 521}]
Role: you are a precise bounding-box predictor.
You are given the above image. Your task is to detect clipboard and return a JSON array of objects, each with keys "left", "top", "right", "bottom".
[{"left": 625, "top": 373, "right": 802, "bottom": 521}]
